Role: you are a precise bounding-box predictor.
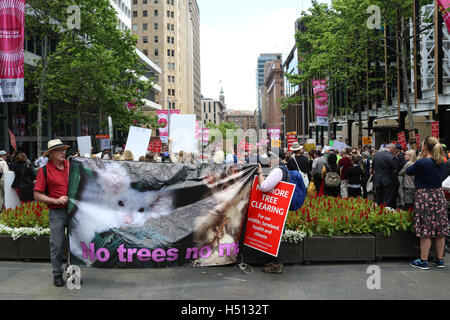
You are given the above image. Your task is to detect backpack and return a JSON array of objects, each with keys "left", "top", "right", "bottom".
[
  {"left": 324, "top": 165, "right": 340, "bottom": 188},
  {"left": 279, "top": 166, "right": 307, "bottom": 212}
]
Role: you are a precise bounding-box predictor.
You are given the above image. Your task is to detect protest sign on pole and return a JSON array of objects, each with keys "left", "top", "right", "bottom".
[
  {"left": 77, "top": 136, "right": 92, "bottom": 157},
  {"left": 416, "top": 134, "right": 421, "bottom": 149},
  {"left": 431, "top": 122, "right": 439, "bottom": 139},
  {"left": 0, "top": 0, "right": 25, "bottom": 102},
  {"left": 4, "top": 171, "right": 20, "bottom": 209},
  {"left": 244, "top": 176, "right": 295, "bottom": 257},
  {"left": 169, "top": 114, "right": 196, "bottom": 154},
  {"left": 125, "top": 126, "right": 152, "bottom": 161},
  {"left": 397, "top": 132, "right": 407, "bottom": 150},
  {"left": 287, "top": 132, "right": 297, "bottom": 152},
  {"left": 157, "top": 110, "right": 180, "bottom": 143}
]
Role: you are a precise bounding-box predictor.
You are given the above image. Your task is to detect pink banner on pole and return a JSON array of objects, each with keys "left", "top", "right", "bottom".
[
  {"left": 312, "top": 79, "right": 329, "bottom": 127},
  {"left": 0, "top": 0, "right": 25, "bottom": 102},
  {"left": 437, "top": 0, "right": 450, "bottom": 33}
]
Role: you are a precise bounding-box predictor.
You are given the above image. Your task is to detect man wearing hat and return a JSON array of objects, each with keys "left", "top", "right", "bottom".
[
  {"left": 0, "top": 150, "right": 10, "bottom": 210},
  {"left": 287, "top": 142, "right": 310, "bottom": 187},
  {"left": 33, "top": 139, "right": 71, "bottom": 287}
]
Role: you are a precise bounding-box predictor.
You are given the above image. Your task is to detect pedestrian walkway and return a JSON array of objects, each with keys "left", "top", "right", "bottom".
[{"left": 0, "top": 260, "right": 448, "bottom": 300}]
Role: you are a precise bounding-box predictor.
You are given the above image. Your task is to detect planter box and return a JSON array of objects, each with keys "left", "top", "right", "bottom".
[
  {"left": 0, "top": 235, "right": 21, "bottom": 259},
  {"left": 376, "top": 233, "right": 442, "bottom": 259},
  {"left": 0, "top": 235, "right": 68, "bottom": 260},
  {"left": 240, "top": 242, "right": 303, "bottom": 265},
  {"left": 303, "top": 236, "right": 376, "bottom": 262}
]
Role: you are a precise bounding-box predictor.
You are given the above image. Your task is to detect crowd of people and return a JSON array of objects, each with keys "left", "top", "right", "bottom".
[{"left": 0, "top": 135, "right": 449, "bottom": 282}]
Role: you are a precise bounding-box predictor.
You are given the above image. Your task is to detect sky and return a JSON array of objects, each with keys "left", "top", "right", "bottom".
[{"left": 197, "top": 0, "right": 332, "bottom": 112}]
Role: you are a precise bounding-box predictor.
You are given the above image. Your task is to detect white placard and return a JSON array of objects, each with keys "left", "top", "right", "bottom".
[
  {"left": 4, "top": 172, "right": 20, "bottom": 209},
  {"left": 332, "top": 140, "right": 348, "bottom": 152},
  {"left": 100, "top": 139, "right": 111, "bottom": 151},
  {"left": 125, "top": 126, "right": 152, "bottom": 161},
  {"left": 170, "top": 114, "right": 197, "bottom": 154},
  {"left": 77, "top": 136, "right": 92, "bottom": 158}
]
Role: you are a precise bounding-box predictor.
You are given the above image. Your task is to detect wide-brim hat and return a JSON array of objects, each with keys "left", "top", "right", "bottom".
[
  {"left": 43, "top": 139, "right": 70, "bottom": 156},
  {"left": 291, "top": 142, "right": 302, "bottom": 152},
  {"left": 0, "top": 150, "right": 6, "bottom": 156}
]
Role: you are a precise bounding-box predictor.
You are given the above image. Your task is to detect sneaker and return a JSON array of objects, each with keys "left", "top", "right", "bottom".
[
  {"left": 432, "top": 258, "right": 445, "bottom": 269},
  {"left": 53, "top": 275, "right": 64, "bottom": 287},
  {"left": 409, "top": 259, "right": 430, "bottom": 270}
]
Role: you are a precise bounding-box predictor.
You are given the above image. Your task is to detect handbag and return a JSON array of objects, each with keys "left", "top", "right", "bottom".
[{"left": 292, "top": 156, "right": 309, "bottom": 187}]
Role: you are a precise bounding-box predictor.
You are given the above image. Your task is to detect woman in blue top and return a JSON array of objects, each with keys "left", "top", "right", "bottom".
[{"left": 406, "top": 136, "right": 449, "bottom": 270}]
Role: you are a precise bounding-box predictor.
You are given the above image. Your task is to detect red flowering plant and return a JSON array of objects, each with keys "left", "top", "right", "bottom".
[
  {"left": 286, "top": 195, "right": 414, "bottom": 238},
  {"left": 0, "top": 201, "right": 49, "bottom": 229}
]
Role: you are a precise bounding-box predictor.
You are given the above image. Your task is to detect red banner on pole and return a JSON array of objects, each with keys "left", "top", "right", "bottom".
[
  {"left": 287, "top": 132, "right": 297, "bottom": 152},
  {"left": 431, "top": 122, "right": 439, "bottom": 139},
  {"left": 244, "top": 177, "right": 295, "bottom": 257},
  {"left": 416, "top": 134, "right": 421, "bottom": 150}
]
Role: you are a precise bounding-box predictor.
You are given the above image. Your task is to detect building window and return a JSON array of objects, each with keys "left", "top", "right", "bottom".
[
  {"left": 143, "top": 0, "right": 147, "bottom": 3},
  {"left": 167, "top": 36, "right": 171, "bottom": 43},
  {"left": 154, "top": 23, "right": 158, "bottom": 30},
  {"left": 143, "top": 10, "right": 147, "bottom": 17},
  {"left": 143, "top": 23, "right": 148, "bottom": 30},
  {"left": 133, "top": 11, "right": 138, "bottom": 18},
  {"left": 167, "top": 49, "right": 171, "bottom": 57},
  {"left": 143, "top": 49, "right": 148, "bottom": 56},
  {"left": 154, "top": 36, "right": 158, "bottom": 43},
  {"left": 171, "top": 24, "right": 174, "bottom": 31},
  {"left": 154, "top": 49, "right": 158, "bottom": 56},
  {"left": 167, "top": 23, "right": 171, "bottom": 31},
  {"left": 143, "top": 36, "right": 148, "bottom": 43},
  {"left": 133, "top": 0, "right": 138, "bottom": 5},
  {"left": 132, "top": 24, "right": 138, "bottom": 31},
  {"left": 171, "top": 11, "right": 174, "bottom": 18},
  {"left": 154, "top": 10, "right": 158, "bottom": 16},
  {"left": 167, "top": 10, "right": 170, "bottom": 18}
]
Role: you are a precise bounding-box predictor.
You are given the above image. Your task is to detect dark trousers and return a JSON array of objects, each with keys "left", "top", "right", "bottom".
[
  {"left": 313, "top": 173, "right": 322, "bottom": 194},
  {"left": 362, "top": 179, "right": 368, "bottom": 199},
  {"left": 49, "top": 208, "right": 68, "bottom": 276},
  {"left": 375, "top": 184, "right": 395, "bottom": 206},
  {"left": 389, "top": 181, "right": 400, "bottom": 208},
  {"left": 348, "top": 187, "right": 361, "bottom": 198}
]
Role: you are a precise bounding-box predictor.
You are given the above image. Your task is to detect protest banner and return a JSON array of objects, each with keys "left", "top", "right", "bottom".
[
  {"left": 125, "top": 126, "right": 152, "bottom": 161},
  {"left": 331, "top": 140, "right": 348, "bottom": 152},
  {"left": 0, "top": 0, "right": 25, "bottom": 102},
  {"left": 303, "top": 143, "right": 317, "bottom": 152},
  {"left": 287, "top": 132, "right": 297, "bottom": 152},
  {"left": 397, "top": 132, "right": 407, "bottom": 150},
  {"left": 68, "top": 159, "right": 257, "bottom": 268},
  {"left": 77, "top": 136, "right": 92, "bottom": 157},
  {"left": 432, "top": 122, "right": 439, "bottom": 139},
  {"left": 244, "top": 176, "right": 295, "bottom": 257},
  {"left": 416, "top": 134, "right": 421, "bottom": 149}
]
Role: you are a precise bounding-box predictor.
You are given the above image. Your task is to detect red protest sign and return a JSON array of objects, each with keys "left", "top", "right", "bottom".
[
  {"left": 432, "top": 122, "right": 439, "bottom": 139},
  {"left": 397, "top": 132, "right": 407, "bottom": 150},
  {"left": 416, "top": 134, "right": 421, "bottom": 149},
  {"left": 244, "top": 176, "right": 296, "bottom": 257},
  {"left": 287, "top": 132, "right": 297, "bottom": 152}
]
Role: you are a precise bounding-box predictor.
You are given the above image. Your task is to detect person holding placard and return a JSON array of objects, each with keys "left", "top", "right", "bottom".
[{"left": 256, "top": 151, "right": 288, "bottom": 274}]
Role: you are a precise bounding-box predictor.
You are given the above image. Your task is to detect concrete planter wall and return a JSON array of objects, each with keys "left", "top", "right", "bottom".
[
  {"left": 0, "top": 235, "right": 68, "bottom": 260},
  {"left": 241, "top": 242, "right": 304, "bottom": 265},
  {"left": 303, "top": 236, "right": 376, "bottom": 263}
]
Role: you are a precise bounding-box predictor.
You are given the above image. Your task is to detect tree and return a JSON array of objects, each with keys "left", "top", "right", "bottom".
[{"left": 26, "top": 0, "right": 157, "bottom": 155}]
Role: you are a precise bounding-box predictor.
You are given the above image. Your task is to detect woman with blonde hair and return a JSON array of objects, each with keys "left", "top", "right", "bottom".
[
  {"left": 399, "top": 149, "right": 417, "bottom": 211},
  {"left": 406, "top": 136, "right": 449, "bottom": 270}
]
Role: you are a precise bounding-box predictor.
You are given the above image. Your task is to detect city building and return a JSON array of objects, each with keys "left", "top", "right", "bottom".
[
  {"left": 256, "top": 53, "right": 281, "bottom": 129},
  {"left": 201, "top": 88, "right": 226, "bottom": 126},
  {"left": 131, "top": 0, "right": 201, "bottom": 119},
  {"left": 262, "top": 59, "right": 285, "bottom": 134},
  {"left": 226, "top": 110, "right": 257, "bottom": 132}
]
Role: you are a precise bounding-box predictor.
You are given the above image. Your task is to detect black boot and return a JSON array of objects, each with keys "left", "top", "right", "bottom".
[{"left": 54, "top": 275, "right": 64, "bottom": 287}]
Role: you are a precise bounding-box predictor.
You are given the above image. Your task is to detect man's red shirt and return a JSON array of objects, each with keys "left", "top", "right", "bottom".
[{"left": 34, "top": 160, "right": 70, "bottom": 209}]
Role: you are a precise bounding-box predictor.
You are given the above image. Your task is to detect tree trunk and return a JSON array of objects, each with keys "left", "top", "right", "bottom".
[
  {"left": 401, "top": 16, "right": 415, "bottom": 140},
  {"left": 37, "top": 35, "right": 48, "bottom": 157}
]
